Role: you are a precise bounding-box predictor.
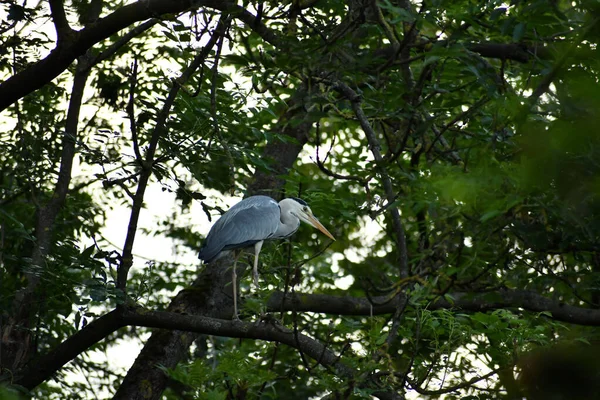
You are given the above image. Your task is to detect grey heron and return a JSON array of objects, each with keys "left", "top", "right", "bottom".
[{"left": 198, "top": 195, "right": 335, "bottom": 318}]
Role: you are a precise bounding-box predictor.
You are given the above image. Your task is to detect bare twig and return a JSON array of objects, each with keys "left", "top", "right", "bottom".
[
  {"left": 371, "top": 0, "right": 398, "bottom": 45},
  {"left": 429, "top": 96, "right": 490, "bottom": 150},
  {"left": 407, "top": 366, "right": 503, "bottom": 395},
  {"left": 314, "top": 120, "right": 369, "bottom": 185},
  {"left": 89, "top": 19, "right": 159, "bottom": 68},
  {"left": 385, "top": 297, "right": 408, "bottom": 348},
  {"left": 126, "top": 57, "right": 143, "bottom": 163},
  {"left": 401, "top": 306, "right": 422, "bottom": 388},
  {"left": 292, "top": 284, "right": 312, "bottom": 373}
]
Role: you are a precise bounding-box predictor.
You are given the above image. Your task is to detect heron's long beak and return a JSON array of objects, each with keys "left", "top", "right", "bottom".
[{"left": 306, "top": 213, "right": 336, "bottom": 241}]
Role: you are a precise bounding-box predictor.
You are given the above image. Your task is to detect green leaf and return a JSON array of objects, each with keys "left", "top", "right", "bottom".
[
  {"left": 513, "top": 22, "right": 526, "bottom": 41},
  {"left": 480, "top": 209, "right": 502, "bottom": 222},
  {"left": 80, "top": 244, "right": 95, "bottom": 259}
]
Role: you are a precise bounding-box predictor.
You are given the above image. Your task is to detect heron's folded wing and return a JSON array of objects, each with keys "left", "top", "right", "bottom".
[{"left": 199, "top": 197, "right": 280, "bottom": 262}]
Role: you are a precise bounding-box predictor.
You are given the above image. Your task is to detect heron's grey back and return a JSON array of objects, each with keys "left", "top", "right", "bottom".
[{"left": 198, "top": 196, "right": 280, "bottom": 263}]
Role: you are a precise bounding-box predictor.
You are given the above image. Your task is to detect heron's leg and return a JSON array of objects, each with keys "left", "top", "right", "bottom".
[
  {"left": 232, "top": 252, "right": 240, "bottom": 320},
  {"left": 253, "top": 240, "right": 264, "bottom": 288}
]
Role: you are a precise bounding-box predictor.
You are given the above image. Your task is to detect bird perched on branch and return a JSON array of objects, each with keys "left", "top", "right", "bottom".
[{"left": 199, "top": 195, "right": 335, "bottom": 319}]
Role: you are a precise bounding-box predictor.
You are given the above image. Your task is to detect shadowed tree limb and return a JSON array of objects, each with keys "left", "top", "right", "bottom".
[
  {"left": 9, "top": 309, "right": 124, "bottom": 390},
  {"left": 0, "top": 0, "right": 198, "bottom": 111},
  {"left": 369, "top": 42, "right": 551, "bottom": 67},
  {"left": 15, "top": 301, "right": 403, "bottom": 399},
  {"left": 121, "top": 308, "right": 404, "bottom": 400},
  {"left": 267, "top": 289, "right": 600, "bottom": 326},
  {"left": 123, "top": 308, "right": 356, "bottom": 377}
]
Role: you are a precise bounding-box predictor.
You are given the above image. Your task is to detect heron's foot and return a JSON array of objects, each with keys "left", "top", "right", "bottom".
[{"left": 232, "top": 313, "right": 241, "bottom": 321}]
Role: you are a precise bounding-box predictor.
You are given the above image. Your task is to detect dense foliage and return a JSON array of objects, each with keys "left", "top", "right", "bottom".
[{"left": 1, "top": 0, "right": 600, "bottom": 399}]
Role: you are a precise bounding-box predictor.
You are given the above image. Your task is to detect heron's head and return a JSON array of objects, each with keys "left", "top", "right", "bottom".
[{"left": 282, "top": 197, "right": 336, "bottom": 241}]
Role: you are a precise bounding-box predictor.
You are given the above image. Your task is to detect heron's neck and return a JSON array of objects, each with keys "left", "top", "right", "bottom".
[{"left": 274, "top": 209, "right": 300, "bottom": 239}]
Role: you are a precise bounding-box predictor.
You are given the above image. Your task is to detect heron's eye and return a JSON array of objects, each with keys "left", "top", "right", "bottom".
[{"left": 303, "top": 206, "right": 308, "bottom": 212}]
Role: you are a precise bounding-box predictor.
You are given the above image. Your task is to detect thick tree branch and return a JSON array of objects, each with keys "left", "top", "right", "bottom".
[
  {"left": 267, "top": 289, "right": 600, "bottom": 326},
  {"left": 14, "top": 254, "right": 239, "bottom": 392},
  {"left": 8, "top": 309, "right": 124, "bottom": 389},
  {"left": 122, "top": 308, "right": 402, "bottom": 400},
  {"left": 123, "top": 308, "right": 355, "bottom": 377},
  {"left": 367, "top": 41, "right": 551, "bottom": 71},
  {"left": 19, "top": 303, "right": 400, "bottom": 399},
  {"left": 467, "top": 42, "right": 537, "bottom": 63},
  {"left": 0, "top": 0, "right": 188, "bottom": 111}
]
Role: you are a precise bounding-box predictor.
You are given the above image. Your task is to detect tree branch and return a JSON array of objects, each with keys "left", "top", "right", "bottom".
[
  {"left": 122, "top": 308, "right": 402, "bottom": 399},
  {"left": 407, "top": 367, "right": 503, "bottom": 395},
  {"left": 0, "top": 0, "right": 184, "bottom": 111},
  {"left": 123, "top": 308, "right": 355, "bottom": 376},
  {"left": 88, "top": 19, "right": 160, "bottom": 70},
  {"left": 49, "top": 0, "right": 72, "bottom": 42},
  {"left": 428, "top": 96, "right": 490, "bottom": 151},
  {"left": 267, "top": 289, "right": 600, "bottom": 326},
  {"left": 8, "top": 309, "right": 124, "bottom": 389},
  {"left": 331, "top": 80, "right": 409, "bottom": 279},
  {"left": 367, "top": 41, "right": 551, "bottom": 71}
]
